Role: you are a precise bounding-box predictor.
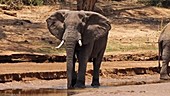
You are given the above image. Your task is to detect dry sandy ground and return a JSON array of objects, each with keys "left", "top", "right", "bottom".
[
  {"left": 0, "top": 61, "right": 161, "bottom": 94},
  {"left": 0, "top": 61, "right": 157, "bottom": 74},
  {"left": 2, "top": 79, "right": 170, "bottom": 96},
  {"left": 0, "top": 2, "right": 170, "bottom": 54},
  {"left": 71, "top": 81, "right": 170, "bottom": 96},
  {"left": 0, "top": 73, "right": 166, "bottom": 96},
  {"left": 0, "top": 1, "right": 170, "bottom": 95}
]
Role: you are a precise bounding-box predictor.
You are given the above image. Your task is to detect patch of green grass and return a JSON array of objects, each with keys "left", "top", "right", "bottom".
[
  {"left": 30, "top": 36, "right": 158, "bottom": 54},
  {"left": 106, "top": 39, "right": 157, "bottom": 52}
]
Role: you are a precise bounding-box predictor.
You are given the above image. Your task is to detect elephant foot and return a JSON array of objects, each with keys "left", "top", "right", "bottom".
[
  {"left": 91, "top": 79, "right": 100, "bottom": 88},
  {"left": 91, "top": 83, "right": 100, "bottom": 88},
  {"left": 160, "top": 74, "right": 170, "bottom": 80},
  {"left": 74, "top": 84, "right": 86, "bottom": 89},
  {"left": 71, "top": 79, "right": 77, "bottom": 87},
  {"left": 67, "top": 86, "right": 74, "bottom": 89},
  {"left": 74, "top": 81, "right": 86, "bottom": 89}
]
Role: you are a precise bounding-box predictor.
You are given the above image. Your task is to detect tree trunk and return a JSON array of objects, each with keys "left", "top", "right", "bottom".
[{"left": 77, "top": 0, "right": 97, "bottom": 11}]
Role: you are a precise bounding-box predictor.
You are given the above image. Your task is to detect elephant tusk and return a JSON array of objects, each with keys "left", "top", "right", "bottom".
[
  {"left": 78, "top": 40, "right": 82, "bottom": 46},
  {"left": 56, "top": 40, "right": 65, "bottom": 49}
]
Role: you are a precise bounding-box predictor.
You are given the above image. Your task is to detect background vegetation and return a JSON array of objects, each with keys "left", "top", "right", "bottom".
[
  {"left": 0, "top": 0, "right": 170, "bottom": 10},
  {"left": 138, "top": 0, "right": 170, "bottom": 7}
]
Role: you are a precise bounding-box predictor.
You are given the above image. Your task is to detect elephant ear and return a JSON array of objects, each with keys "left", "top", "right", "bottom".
[
  {"left": 83, "top": 12, "right": 111, "bottom": 45},
  {"left": 46, "top": 10, "right": 68, "bottom": 40}
]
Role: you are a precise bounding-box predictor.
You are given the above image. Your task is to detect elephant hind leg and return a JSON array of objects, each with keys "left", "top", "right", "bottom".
[
  {"left": 160, "top": 59, "right": 170, "bottom": 80},
  {"left": 160, "top": 47, "right": 170, "bottom": 80}
]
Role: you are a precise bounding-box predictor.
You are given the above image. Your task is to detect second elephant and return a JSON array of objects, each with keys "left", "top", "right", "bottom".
[{"left": 158, "top": 22, "right": 170, "bottom": 80}]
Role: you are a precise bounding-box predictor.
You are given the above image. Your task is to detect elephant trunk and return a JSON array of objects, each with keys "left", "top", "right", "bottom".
[
  {"left": 58, "top": 30, "right": 82, "bottom": 88},
  {"left": 65, "top": 39, "right": 76, "bottom": 89}
]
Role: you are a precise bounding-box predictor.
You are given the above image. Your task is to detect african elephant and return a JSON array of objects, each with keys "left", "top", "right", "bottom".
[
  {"left": 158, "top": 23, "right": 170, "bottom": 80},
  {"left": 46, "top": 10, "right": 111, "bottom": 89}
]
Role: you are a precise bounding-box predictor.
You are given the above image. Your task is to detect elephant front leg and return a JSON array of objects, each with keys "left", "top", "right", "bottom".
[
  {"left": 91, "top": 50, "right": 105, "bottom": 87},
  {"left": 74, "top": 46, "right": 92, "bottom": 88},
  {"left": 66, "top": 49, "right": 77, "bottom": 89},
  {"left": 67, "top": 60, "right": 77, "bottom": 89},
  {"left": 74, "top": 55, "right": 88, "bottom": 88}
]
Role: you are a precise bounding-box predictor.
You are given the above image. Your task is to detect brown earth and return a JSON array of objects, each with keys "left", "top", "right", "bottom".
[
  {"left": 0, "top": 61, "right": 160, "bottom": 90},
  {"left": 0, "top": 1, "right": 169, "bottom": 55},
  {"left": 0, "top": 0, "right": 170, "bottom": 95}
]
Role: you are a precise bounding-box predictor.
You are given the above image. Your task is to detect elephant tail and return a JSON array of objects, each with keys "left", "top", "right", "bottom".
[{"left": 158, "top": 40, "right": 163, "bottom": 71}]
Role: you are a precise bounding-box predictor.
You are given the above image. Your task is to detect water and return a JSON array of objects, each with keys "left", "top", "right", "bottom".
[
  {"left": 0, "top": 85, "right": 99, "bottom": 96},
  {"left": 0, "top": 89, "right": 77, "bottom": 96}
]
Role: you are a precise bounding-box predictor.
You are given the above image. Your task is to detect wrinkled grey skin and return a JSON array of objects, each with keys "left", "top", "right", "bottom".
[
  {"left": 46, "top": 10, "right": 111, "bottom": 89},
  {"left": 158, "top": 23, "right": 170, "bottom": 80}
]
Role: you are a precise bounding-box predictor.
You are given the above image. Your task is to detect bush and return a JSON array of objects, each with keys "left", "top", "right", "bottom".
[
  {"left": 138, "top": 0, "right": 170, "bottom": 7},
  {"left": 0, "top": 0, "right": 45, "bottom": 10},
  {"left": 0, "top": 0, "right": 24, "bottom": 10},
  {"left": 22, "top": 0, "right": 44, "bottom": 6}
]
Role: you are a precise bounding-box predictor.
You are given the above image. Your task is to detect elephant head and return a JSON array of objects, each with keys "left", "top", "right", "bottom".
[{"left": 46, "top": 10, "right": 111, "bottom": 88}]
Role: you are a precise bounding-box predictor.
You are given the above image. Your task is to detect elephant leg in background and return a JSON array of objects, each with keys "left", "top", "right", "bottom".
[
  {"left": 160, "top": 46, "right": 170, "bottom": 80},
  {"left": 91, "top": 48, "right": 105, "bottom": 87}
]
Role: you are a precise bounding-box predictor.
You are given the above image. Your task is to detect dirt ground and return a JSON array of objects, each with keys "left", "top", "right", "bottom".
[
  {"left": 0, "top": 61, "right": 161, "bottom": 92},
  {"left": 0, "top": 61, "right": 162, "bottom": 96},
  {"left": 0, "top": 1, "right": 169, "bottom": 55},
  {"left": 0, "top": 61, "right": 157, "bottom": 74},
  {"left": 0, "top": 0, "right": 170, "bottom": 95}
]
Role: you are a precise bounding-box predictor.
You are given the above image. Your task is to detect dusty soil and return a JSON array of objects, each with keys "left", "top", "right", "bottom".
[
  {"left": 0, "top": 1, "right": 169, "bottom": 55},
  {"left": 0, "top": 61, "right": 166, "bottom": 96},
  {"left": 0, "top": 61, "right": 160, "bottom": 89},
  {"left": 0, "top": 61, "right": 157, "bottom": 74},
  {"left": 0, "top": 0, "right": 170, "bottom": 95},
  {"left": 2, "top": 79, "right": 170, "bottom": 96}
]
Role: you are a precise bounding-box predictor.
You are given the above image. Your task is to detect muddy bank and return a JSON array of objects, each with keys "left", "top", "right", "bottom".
[
  {"left": 0, "top": 71, "right": 66, "bottom": 83},
  {"left": 0, "top": 66, "right": 160, "bottom": 83},
  {"left": 0, "top": 74, "right": 166, "bottom": 93},
  {"left": 0, "top": 60, "right": 160, "bottom": 83},
  {"left": 1, "top": 76, "right": 170, "bottom": 96},
  {"left": 104, "top": 52, "right": 158, "bottom": 61},
  {"left": 0, "top": 52, "right": 158, "bottom": 63},
  {"left": 0, "top": 61, "right": 165, "bottom": 93},
  {"left": 0, "top": 53, "right": 66, "bottom": 63}
]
